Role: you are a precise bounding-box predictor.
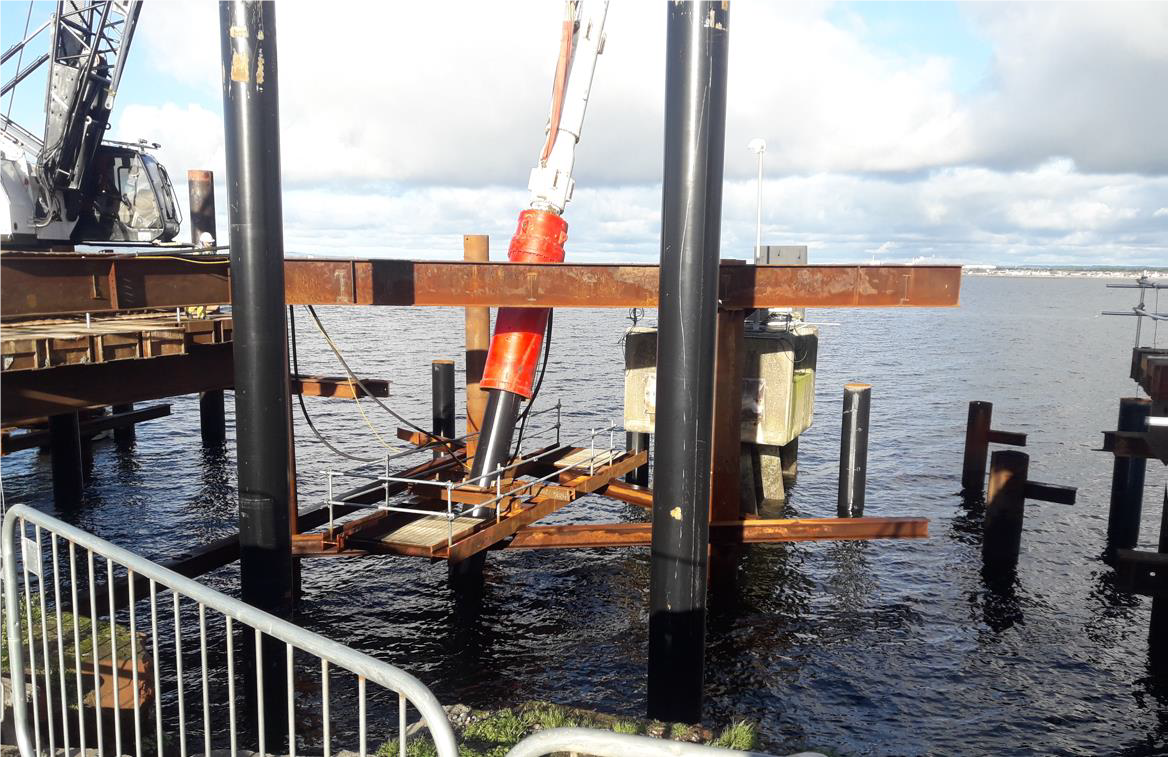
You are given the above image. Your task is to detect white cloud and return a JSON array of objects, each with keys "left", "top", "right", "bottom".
[
  {"left": 118, "top": 1, "right": 1167, "bottom": 266},
  {"left": 264, "top": 162, "right": 1168, "bottom": 267},
  {"left": 965, "top": 2, "right": 1168, "bottom": 174},
  {"left": 131, "top": 1, "right": 976, "bottom": 185}
]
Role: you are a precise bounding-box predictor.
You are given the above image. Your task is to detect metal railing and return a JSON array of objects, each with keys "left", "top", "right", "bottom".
[
  {"left": 1103, "top": 275, "right": 1168, "bottom": 347},
  {"left": 1, "top": 503, "right": 458, "bottom": 757},
  {"left": 322, "top": 407, "right": 625, "bottom": 546},
  {"left": 504, "top": 728, "right": 817, "bottom": 757}
]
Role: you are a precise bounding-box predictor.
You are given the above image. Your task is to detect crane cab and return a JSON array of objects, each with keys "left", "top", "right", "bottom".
[
  {"left": 72, "top": 143, "right": 181, "bottom": 244},
  {"left": 2, "top": 141, "right": 181, "bottom": 248}
]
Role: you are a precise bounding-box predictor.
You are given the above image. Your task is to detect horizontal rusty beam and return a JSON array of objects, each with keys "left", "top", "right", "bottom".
[
  {"left": 396, "top": 427, "right": 468, "bottom": 449},
  {"left": 1, "top": 403, "right": 171, "bottom": 454},
  {"left": 291, "top": 375, "right": 389, "bottom": 399},
  {"left": 507, "top": 516, "right": 928, "bottom": 549},
  {"left": 599, "top": 480, "right": 654, "bottom": 509},
  {"left": 1, "top": 343, "right": 234, "bottom": 425},
  {"left": 1101, "top": 430, "right": 1168, "bottom": 463},
  {"left": 297, "top": 259, "right": 964, "bottom": 309},
  {"left": 436, "top": 496, "right": 568, "bottom": 562},
  {"left": 559, "top": 450, "right": 649, "bottom": 494},
  {"left": 0, "top": 343, "right": 389, "bottom": 425},
  {"left": 987, "top": 429, "right": 1027, "bottom": 446},
  {"left": 1114, "top": 548, "right": 1168, "bottom": 597},
  {"left": 1, "top": 253, "right": 961, "bottom": 318},
  {"left": 1023, "top": 480, "right": 1076, "bottom": 505},
  {"left": 1, "top": 253, "right": 230, "bottom": 319}
]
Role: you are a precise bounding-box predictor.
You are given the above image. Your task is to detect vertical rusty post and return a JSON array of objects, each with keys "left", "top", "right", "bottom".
[
  {"left": 962, "top": 401, "right": 993, "bottom": 494},
  {"left": 199, "top": 392, "right": 227, "bottom": 446},
  {"left": 710, "top": 308, "right": 746, "bottom": 523},
  {"left": 983, "top": 450, "right": 1029, "bottom": 573},
  {"left": 452, "top": 241, "right": 491, "bottom": 591},
  {"left": 432, "top": 360, "right": 456, "bottom": 439},
  {"left": 188, "top": 169, "right": 218, "bottom": 249},
  {"left": 1150, "top": 488, "right": 1167, "bottom": 672},
  {"left": 49, "top": 413, "right": 84, "bottom": 508},
  {"left": 709, "top": 308, "right": 746, "bottom": 598},
  {"left": 464, "top": 235, "right": 490, "bottom": 462},
  {"left": 111, "top": 403, "right": 134, "bottom": 445},
  {"left": 838, "top": 384, "right": 870, "bottom": 517},
  {"left": 648, "top": 0, "right": 730, "bottom": 725},
  {"left": 625, "top": 432, "right": 650, "bottom": 486},
  {"left": 1106, "top": 397, "right": 1150, "bottom": 557},
  {"left": 779, "top": 438, "right": 798, "bottom": 482},
  {"left": 220, "top": 0, "right": 290, "bottom": 741},
  {"left": 189, "top": 168, "right": 227, "bottom": 446}
]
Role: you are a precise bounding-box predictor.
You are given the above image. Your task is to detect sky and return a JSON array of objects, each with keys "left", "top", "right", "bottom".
[{"left": 2, "top": 1, "right": 1166, "bottom": 266}]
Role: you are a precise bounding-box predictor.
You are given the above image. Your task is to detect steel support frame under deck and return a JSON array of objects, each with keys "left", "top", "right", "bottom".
[
  {"left": 294, "top": 440, "right": 929, "bottom": 562},
  {"left": 1, "top": 342, "right": 390, "bottom": 425}
]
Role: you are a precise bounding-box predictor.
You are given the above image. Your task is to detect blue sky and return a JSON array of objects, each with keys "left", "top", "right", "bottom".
[
  {"left": 827, "top": 2, "right": 993, "bottom": 93},
  {"left": 3, "top": 1, "right": 1166, "bottom": 266}
]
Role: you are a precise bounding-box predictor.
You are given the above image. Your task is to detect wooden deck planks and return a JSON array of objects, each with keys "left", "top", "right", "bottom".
[{"left": 377, "top": 513, "right": 485, "bottom": 550}]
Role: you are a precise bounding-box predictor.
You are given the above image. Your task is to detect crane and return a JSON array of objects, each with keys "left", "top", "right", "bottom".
[{"left": 1, "top": 1, "right": 180, "bottom": 248}]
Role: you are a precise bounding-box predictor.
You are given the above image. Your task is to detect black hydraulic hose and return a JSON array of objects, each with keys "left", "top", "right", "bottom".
[
  {"left": 303, "top": 305, "right": 466, "bottom": 467},
  {"left": 288, "top": 306, "right": 376, "bottom": 463}
]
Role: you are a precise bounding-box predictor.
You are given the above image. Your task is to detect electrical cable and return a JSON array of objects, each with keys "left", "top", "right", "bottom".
[
  {"left": 299, "top": 306, "right": 398, "bottom": 453},
  {"left": 129, "top": 255, "right": 229, "bottom": 265},
  {"left": 348, "top": 382, "right": 398, "bottom": 452},
  {"left": 303, "top": 305, "right": 467, "bottom": 468},
  {"left": 511, "top": 311, "right": 553, "bottom": 459},
  {"left": 288, "top": 305, "right": 377, "bottom": 463}
]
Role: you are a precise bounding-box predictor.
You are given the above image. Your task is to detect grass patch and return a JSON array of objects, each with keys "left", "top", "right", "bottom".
[
  {"left": 375, "top": 736, "right": 440, "bottom": 757},
  {"left": 377, "top": 701, "right": 764, "bottom": 757},
  {"left": 1, "top": 599, "right": 138, "bottom": 673},
  {"left": 712, "top": 720, "right": 761, "bottom": 752},
  {"left": 463, "top": 708, "right": 528, "bottom": 744}
]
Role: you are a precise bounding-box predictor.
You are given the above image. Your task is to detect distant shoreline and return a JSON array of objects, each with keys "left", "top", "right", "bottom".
[{"left": 962, "top": 267, "right": 1168, "bottom": 279}]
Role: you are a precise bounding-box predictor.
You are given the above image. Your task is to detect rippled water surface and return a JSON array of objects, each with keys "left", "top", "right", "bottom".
[{"left": 4, "top": 275, "right": 1167, "bottom": 756}]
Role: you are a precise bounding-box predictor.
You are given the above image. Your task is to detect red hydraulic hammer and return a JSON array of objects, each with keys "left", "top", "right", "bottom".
[{"left": 467, "top": 1, "right": 608, "bottom": 490}]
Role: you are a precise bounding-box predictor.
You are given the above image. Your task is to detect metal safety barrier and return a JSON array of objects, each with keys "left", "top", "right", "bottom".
[
  {"left": 504, "top": 728, "right": 822, "bottom": 757},
  {"left": 1, "top": 503, "right": 458, "bottom": 757}
]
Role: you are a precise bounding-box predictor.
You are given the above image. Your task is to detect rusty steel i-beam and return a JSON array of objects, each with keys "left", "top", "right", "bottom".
[{"left": 0, "top": 254, "right": 962, "bottom": 319}]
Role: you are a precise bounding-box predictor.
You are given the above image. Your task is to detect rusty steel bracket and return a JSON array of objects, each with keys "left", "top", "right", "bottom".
[
  {"left": 1023, "top": 480, "right": 1077, "bottom": 505},
  {"left": 1114, "top": 549, "right": 1168, "bottom": 597},
  {"left": 1101, "top": 430, "right": 1168, "bottom": 464},
  {"left": 987, "top": 429, "right": 1027, "bottom": 446}
]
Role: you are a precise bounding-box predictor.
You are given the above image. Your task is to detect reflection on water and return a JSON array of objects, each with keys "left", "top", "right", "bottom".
[{"left": 3, "top": 278, "right": 1168, "bottom": 755}]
